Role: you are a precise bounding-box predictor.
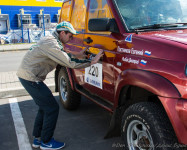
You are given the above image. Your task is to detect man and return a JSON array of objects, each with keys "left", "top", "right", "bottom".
[{"left": 17, "top": 21, "right": 103, "bottom": 150}]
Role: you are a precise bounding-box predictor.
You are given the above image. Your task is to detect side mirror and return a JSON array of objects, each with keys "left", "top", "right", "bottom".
[{"left": 88, "top": 18, "right": 119, "bottom": 33}]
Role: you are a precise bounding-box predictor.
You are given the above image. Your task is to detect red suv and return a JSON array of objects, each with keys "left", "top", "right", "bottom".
[{"left": 55, "top": 0, "right": 187, "bottom": 149}]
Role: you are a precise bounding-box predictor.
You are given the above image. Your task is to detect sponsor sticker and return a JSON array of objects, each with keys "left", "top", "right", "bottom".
[
  {"left": 85, "top": 63, "right": 103, "bottom": 89},
  {"left": 125, "top": 34, "right": 132, "bottom": 43}
]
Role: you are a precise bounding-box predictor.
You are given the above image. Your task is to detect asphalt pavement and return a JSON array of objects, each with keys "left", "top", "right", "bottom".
[{"left": 0, "top": 95, "right": 123, "bottom": 150}]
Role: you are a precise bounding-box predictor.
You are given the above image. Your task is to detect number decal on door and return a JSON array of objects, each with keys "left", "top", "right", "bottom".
[
  {"left": 85, "top": 63, "right": 103, "bottom": 89},
  {"left": 88, "top": 66, "right": 98, "bottom": 77}
]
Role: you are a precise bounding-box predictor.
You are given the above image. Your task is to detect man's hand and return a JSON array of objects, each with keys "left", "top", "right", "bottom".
[
  {"left": 91, "top": 49, "right": 104, "bottom": 65},
  {"left": 64, "top": 47, "right": 88, "bottom": 59},
  {"left": 79, "top": 47, "right": 88, "bottom": 55},
  {"left": 75, "top": 47, "right": 88, "bottom": 58},
  {"left": 64, "top": 47, "right": 71, "bottom": 54}
]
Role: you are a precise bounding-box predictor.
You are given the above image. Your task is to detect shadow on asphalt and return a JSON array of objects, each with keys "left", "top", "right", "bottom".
[{"left": 17, "top": 95, "right": 124, "bottom": 150}]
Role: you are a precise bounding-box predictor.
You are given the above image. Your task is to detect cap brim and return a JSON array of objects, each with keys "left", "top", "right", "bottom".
[
  {"left": 68, "top": 28, "right": 79, "bottom": 35},
  {"left": 73, "top": 31, "right": 79, "bottom": 35},
  {"left": 57, "top": 27, "right": 79, "bottom": 35}
]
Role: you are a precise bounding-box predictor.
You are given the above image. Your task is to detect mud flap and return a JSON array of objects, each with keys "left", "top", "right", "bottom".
[{"left": 104, "top": 107, "right": 122, "bottom": 139}]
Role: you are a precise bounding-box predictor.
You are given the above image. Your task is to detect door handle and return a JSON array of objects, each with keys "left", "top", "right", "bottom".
[{"left": 83, "top": 37, "right": 93, "bottom": 44}]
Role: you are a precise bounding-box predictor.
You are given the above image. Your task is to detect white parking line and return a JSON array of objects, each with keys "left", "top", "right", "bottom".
[{"left": 9, "top": 98, "right": 32, "bottom": 150}]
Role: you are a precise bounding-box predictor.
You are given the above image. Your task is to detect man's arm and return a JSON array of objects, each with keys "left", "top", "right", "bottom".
[
  {"left": 40, "top": 38, "right": 102, "bottom": 68},
  {"left": 64, "top": 47, "right": 87, "bottom": 59}
]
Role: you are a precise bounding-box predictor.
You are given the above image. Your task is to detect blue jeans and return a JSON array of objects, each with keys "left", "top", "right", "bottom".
[{"left": 19, "top": 77, "right": 59, "bottom": 143}]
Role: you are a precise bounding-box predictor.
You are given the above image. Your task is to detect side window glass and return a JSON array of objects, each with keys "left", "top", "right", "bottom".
[
  {"left": 87, "top": 0, "right": 112, "bottom": 33},
  {"left": 71, "top": 0, "right": 88, "bottom": 31},
  {"left": 59, "top": 0, "right": 72, "bottom": 22}
]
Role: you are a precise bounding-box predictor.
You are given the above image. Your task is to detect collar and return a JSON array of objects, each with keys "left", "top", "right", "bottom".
[{"left": 52, "top": 31, "right": 64, "bottom": 51}]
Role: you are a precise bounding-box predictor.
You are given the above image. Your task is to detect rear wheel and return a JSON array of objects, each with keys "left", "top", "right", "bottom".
[
  {"left": 121, "top": 102, "right": 178, "bottom": 150},
  {"left": 58, "top": 68, "right": 81, "bottom": 110}
]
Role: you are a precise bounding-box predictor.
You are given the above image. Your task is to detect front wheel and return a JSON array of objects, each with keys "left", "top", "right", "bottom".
[
  {"left": 58, "top": 68, "right": 81, "bottom": 110},
  {"left": 121, "top": 102, "right": 178, "bottom": 150}
]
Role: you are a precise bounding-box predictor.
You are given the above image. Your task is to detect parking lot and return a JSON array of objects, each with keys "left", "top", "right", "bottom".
[
  {"left": 0, "top": 50, "right": 123, "bottom": 150},
  {"left": 0, "top": 94, "right": 123, "bottom": 150}
]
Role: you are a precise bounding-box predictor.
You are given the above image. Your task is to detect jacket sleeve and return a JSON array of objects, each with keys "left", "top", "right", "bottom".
[{"left": 39, "top": 37, "right": 91, "bottom": 69}]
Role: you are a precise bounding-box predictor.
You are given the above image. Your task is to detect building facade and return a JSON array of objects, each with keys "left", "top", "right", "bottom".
[{"left": 0, "top": 0, "right": 63, "bottom": 30}]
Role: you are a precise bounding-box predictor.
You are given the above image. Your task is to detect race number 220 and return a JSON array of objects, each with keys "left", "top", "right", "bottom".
[
  {"left": 85, "top": 63, "right": 103, "bottom": 89},
  {"left": 88, "top": 65, "right": 98, "bottom": 77}
]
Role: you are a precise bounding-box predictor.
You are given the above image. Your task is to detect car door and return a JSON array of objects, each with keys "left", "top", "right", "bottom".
[
  {"left": 61, "top": 0, "right": 89, "bottom": 85},
  {"left": 81, "top": 0, "right": 118, "bottom": 103}
]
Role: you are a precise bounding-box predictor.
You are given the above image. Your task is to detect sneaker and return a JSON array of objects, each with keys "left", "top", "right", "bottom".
[
  {"left": 40, "top": 138, "right": 65, "bottom": 150},
  {"left": 32, "top": 138, "right": 41, "bottom": 148}
]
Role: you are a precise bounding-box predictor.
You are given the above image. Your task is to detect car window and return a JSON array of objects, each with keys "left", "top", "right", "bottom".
[
  {"left": 71, "top": 0, "right": 88, "bottom": 31},
  {"left": 59, "top": 0, "right": 72, "bottom": 22},
  {"left": 87, "top": 0, "right": 113, "bottom": 34}
]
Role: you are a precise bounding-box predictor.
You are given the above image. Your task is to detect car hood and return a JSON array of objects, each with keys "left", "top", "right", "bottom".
[
  {"left": 151, "top": 29, "right": 187, "bottom": 45},
  {"left": 129, "top": 29, "right": 187, "bottom": 63}
]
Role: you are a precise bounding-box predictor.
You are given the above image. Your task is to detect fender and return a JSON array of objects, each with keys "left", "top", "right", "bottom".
[
  {"left": 105, "top": 69, "right": 181, "bottom": 139},
  {"left": 114, "top": 69, "right": 181, "bottom": 106},
  {"left": 66, "top": 67, "right": 75, "bottom": 90},
  {"left": 55, "top": 65, "right": 75, "bottom": 92}
]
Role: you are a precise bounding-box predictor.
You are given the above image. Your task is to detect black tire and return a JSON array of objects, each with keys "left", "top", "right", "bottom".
[
  {"left": 121, "top": 102, "right": 179, "bottom": 150},
  {"left": 58, "top": 68, "right": 81, "bottom": 110}
]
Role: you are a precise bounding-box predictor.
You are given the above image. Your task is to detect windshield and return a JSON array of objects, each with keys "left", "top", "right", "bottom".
[{"left": 115, "top": 0, "right": 187, "bottom": 30}]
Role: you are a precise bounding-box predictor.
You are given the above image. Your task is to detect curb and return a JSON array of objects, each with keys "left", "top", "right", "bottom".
[
  {"left": 0, "top": 49, "right": 29, "bottom": 52},
  {"left": 0, "top": 84, "right": 55, "bottom": 99},
  {"left": 0, "top": 44, "right": 33, "bottom": 52}
]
